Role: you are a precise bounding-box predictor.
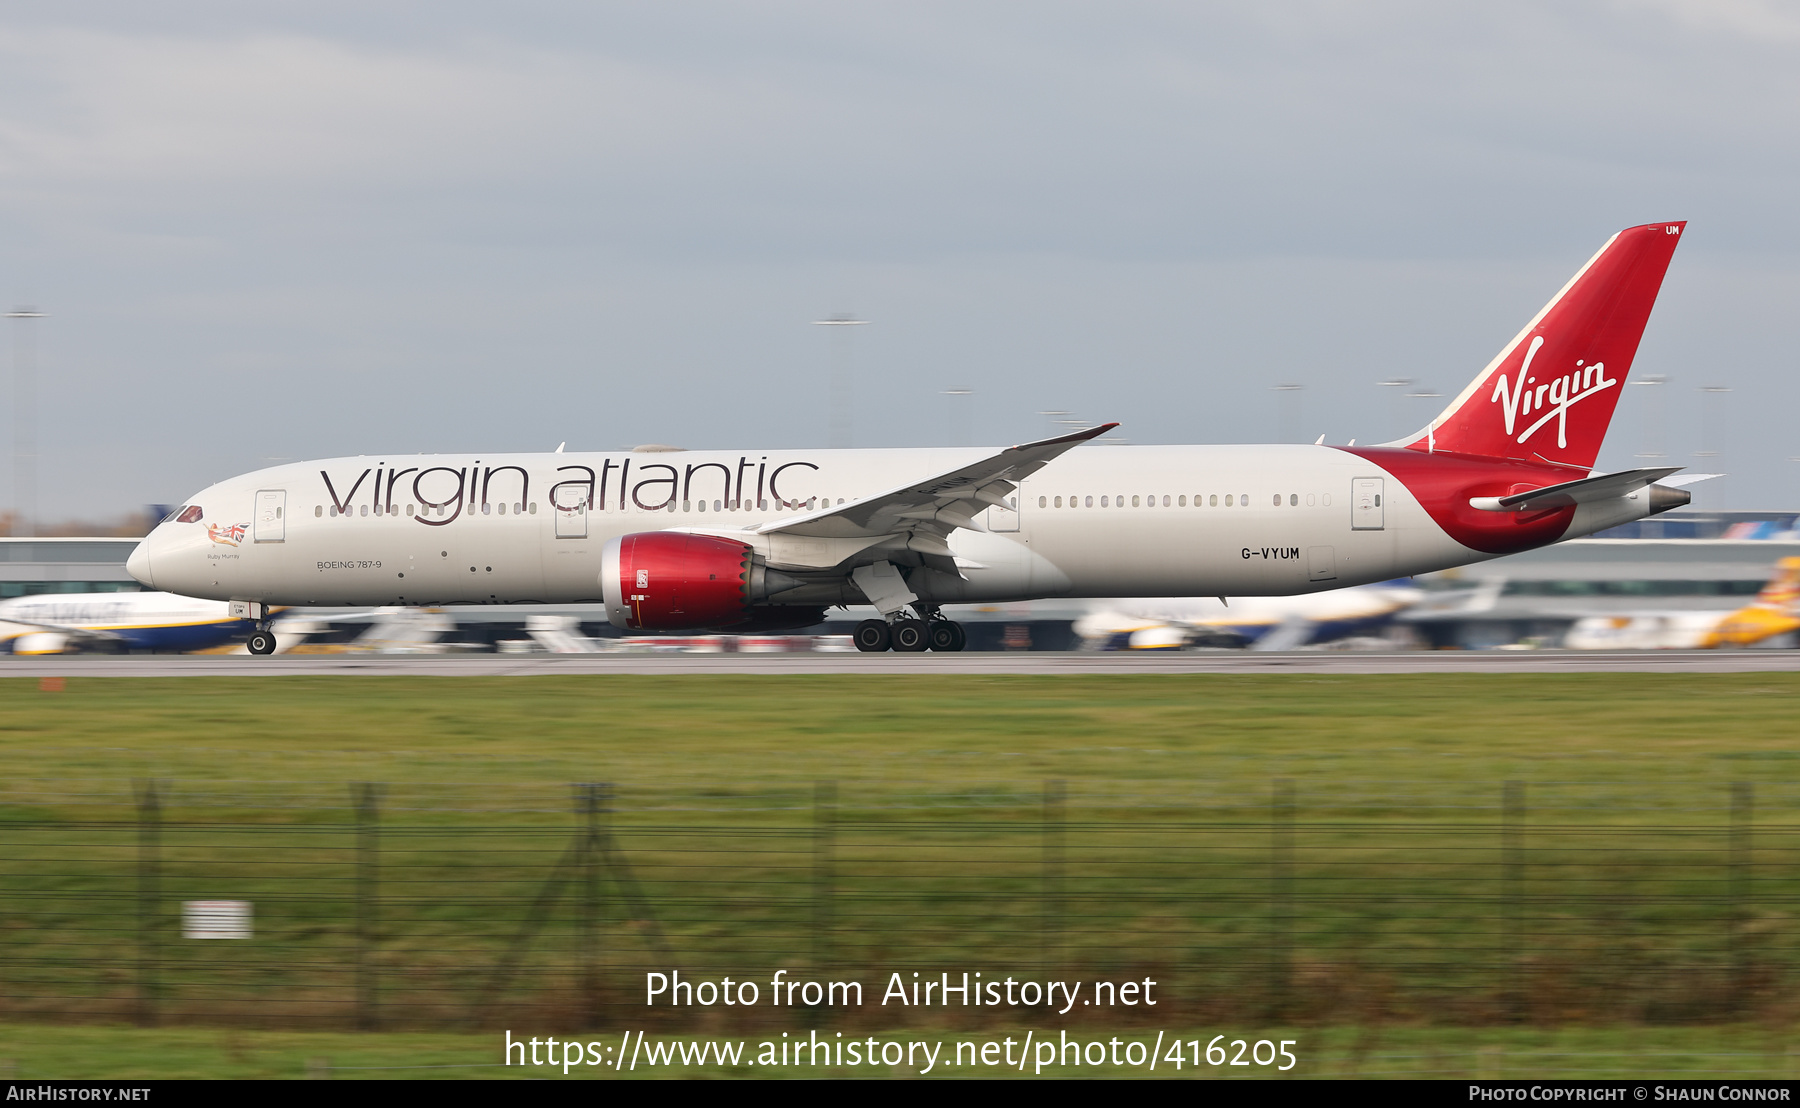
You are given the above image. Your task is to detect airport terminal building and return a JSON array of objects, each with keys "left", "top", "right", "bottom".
[{"left": 0, "top": 538, "right": 145, "bottom": 599}]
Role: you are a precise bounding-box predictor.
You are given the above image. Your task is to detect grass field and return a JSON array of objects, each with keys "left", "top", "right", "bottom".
[
  {"left": 2, "top": 671, "right": 1796, "bottom": 799},
  {"left": 2, "top": 673, "right": 1799, "bottom": 1077}
]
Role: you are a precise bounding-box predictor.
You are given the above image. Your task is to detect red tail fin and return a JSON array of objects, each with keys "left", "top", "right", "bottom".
[{"left": 1401, "top": 222, "right": 1685, "bottom": 469}]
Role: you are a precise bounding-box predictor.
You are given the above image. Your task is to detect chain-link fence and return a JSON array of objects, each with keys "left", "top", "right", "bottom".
[{"left": 2, "top": 778, "right": 1795, "bottom": 1030}]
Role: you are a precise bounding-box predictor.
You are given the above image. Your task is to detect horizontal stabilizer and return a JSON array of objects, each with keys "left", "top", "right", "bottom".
[
  {"left": 1659, "top": 472, "right": 1723, "bottom": 489},
  {"left": 1469, "top": 466, "right": 1682, "bottom": 512}
]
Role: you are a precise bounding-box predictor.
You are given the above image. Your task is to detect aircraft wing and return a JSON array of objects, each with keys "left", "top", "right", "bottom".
[
  {"left": 0, "top": 617, "right": 125, "bottom": 642},
  {"left": 682, "top": 423, "right": 1118, "bottom": 572}
]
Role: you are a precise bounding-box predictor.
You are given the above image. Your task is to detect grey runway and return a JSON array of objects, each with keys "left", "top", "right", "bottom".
[{"left": 5, "top": 650, "right": 1800, "bottom": 676}]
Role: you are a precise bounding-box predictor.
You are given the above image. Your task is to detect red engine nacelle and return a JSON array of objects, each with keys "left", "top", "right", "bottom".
[{"left": 601, "top": 532, "right": 754, "bottom": 630}]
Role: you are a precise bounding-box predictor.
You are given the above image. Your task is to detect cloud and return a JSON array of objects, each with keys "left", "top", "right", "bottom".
[
  {"left": 1, "top": 4, "right": 1798, "bottom": 265},
  {"left": 1, "top": 3, "right": 1798, "bottom": 516}
]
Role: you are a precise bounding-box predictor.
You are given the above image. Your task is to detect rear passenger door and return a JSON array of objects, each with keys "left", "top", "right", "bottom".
[{"left": 1351, "top": 478, "right": 1384, "bottom": 531}]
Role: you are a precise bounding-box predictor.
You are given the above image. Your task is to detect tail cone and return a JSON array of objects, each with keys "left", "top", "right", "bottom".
[{"left": 1648, "top": 485, "right": 1690, "bottom": 515}]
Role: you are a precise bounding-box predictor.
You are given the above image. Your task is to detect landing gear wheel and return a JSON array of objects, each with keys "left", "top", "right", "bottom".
[
  {"left": 853, "top": 619, "right": 892, "bottom": 653},
  {"left": 891, "top": 619, "right": 929, "bottom": 652},
  {"left": 247, "top": 631, "right": 277, "bottom": 656},
  {"left": 927, "top": 620, "right": 966, "bottom": 652}
]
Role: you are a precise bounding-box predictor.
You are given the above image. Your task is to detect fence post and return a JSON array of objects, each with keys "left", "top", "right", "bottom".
[
  {"left": 1043, "top": 779, "right": 1065, "bottom": 973},
  {"left": 1504, "top": 780, "right": 1524, "bottom": 1021},
  {"left": 578, "top": 783, "right": 603, "bottom": 1030},
  {"left": 354, "top": 783, "right": 381, "bottom": 1031},
  {"left": 1271, "top": 778, "right": 1293, "bottom": 1019},
  {"left": 813, "top": 781, "right": 836, "bottom": 977},
  {"left": 134, "top": 780, "right": 160, "bottom": 1028},
  {"left": 1731, "top": 781, "right": 1752, "bottom": 1009}
]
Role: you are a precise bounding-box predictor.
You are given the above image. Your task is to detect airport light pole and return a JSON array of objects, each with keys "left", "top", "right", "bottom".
[
  {"left": 1405, "top": 387, "right": 1441, "bottom": 435},
  {"left": 942, "top": 388, "right": 972, "bottom": 448},
  {"left": 8, "top": 306, "right": 42, "bottom": 538},
  {"left": 1271, "top": 384, "right": 1303, "bottom": 444},
  {"left": 1632, "top": 375, "right": 1670, "bottom": 460},
  {"left": 1378, "top": 378, "right": 1413, "bottom": 439},
  {"left": 1697, "top": 385, "right": 1730, "bottom": 509},
  {"left": 813, "top": 314, "right": 869, "bottom": 449}
]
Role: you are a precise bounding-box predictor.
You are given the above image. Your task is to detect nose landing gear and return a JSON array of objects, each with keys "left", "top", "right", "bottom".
[{"left": 247, "top": 630, "right": 277, "bottom": 655}]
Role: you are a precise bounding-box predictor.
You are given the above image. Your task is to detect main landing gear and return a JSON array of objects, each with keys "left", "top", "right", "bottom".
[{"left": 852, "top": 615, "right": 966, "bottom": 653}]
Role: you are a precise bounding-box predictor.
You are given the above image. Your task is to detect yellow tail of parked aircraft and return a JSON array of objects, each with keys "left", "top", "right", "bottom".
[
  {"left": 1699, "top": 557, "right": 1800, "bottom": 648},
  {"left": 1564, "top": 557, "right": 1800, "bottom": 650}
]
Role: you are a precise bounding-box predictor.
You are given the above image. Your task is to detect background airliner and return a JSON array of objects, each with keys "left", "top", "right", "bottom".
[
  {"left": 127, "top": 222, "right": 1704, "bottom": 653},
  {"left": 0, "top": 591, "right": 256, "bottom": 654},
  {"left": 1564, "top": 557, "right": 1800, "bottom": 650},
  {"left": 1073, "top": 580, "right": 1424, "bottom": 651}
]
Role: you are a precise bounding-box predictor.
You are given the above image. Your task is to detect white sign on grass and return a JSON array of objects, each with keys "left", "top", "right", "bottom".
[{"left": 183, "top": 900, "right": 252, "bottom": 939}]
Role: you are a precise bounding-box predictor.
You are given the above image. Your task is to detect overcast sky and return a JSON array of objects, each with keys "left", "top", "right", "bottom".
[{"left": 3, "top": 0, "right": 1799, "bottom": 521}]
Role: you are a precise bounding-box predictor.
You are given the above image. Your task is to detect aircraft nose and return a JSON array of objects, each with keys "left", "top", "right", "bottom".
[{"left": 126, "top": 541, "right": 155, "bottom": 589}]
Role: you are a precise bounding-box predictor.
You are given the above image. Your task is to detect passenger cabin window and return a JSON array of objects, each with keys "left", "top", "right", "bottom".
[
  {"left": 1210, "top": 495, "right": 1218, "bottom": 507},
  {"left": 1290, "top": 494, "right": 1298, "bottom": 506},
  {"left": 314, "top": 505, "right": 322, "bottom": 517},
  {"left": 1131, "top": 495, "right": 1140, "bottom": 507},
  {"left": 1224, "top": 495, "right": 1233, "bottom": 506},
  {"left": 1085, "top": 496, "right": 1093, "bottom": 507},
  {"left": 1179, "top": 495, "right": 1186, "bottom": 506}
]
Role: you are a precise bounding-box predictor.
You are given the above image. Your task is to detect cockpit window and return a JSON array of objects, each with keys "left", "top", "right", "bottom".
[{"left": 175, "top": 505, "right": 203, "bottom": 524}]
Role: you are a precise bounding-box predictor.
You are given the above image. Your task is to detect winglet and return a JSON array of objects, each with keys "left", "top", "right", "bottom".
[{"left": 1011, "top": 422, "right": 1119, "bottom": 452}]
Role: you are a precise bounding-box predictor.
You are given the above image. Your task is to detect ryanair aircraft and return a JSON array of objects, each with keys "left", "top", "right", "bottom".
[
  {"left": 0, "top": 591, "right": 257, "bottom": 654},
  {"left": 127, "top": 222, "right": 1708, "bottom": 654}
]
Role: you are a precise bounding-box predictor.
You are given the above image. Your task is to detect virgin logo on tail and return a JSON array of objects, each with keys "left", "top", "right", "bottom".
[{"left": 1489, "top": 334, "right": 1616, "bottom": 450}]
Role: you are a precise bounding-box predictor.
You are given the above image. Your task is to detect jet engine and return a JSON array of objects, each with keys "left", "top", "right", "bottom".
[{"left": 602, "top": 532, "right": 807, "bottom": 631}]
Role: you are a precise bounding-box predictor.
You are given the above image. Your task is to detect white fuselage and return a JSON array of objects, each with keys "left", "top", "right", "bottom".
[{"left": 128, "top": 443, "right": 1650, "bottom": 609}]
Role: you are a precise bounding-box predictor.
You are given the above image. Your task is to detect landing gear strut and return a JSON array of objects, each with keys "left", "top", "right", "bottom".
[{"left": 239, "top": 601, "right": 278, "bottom": 656}]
